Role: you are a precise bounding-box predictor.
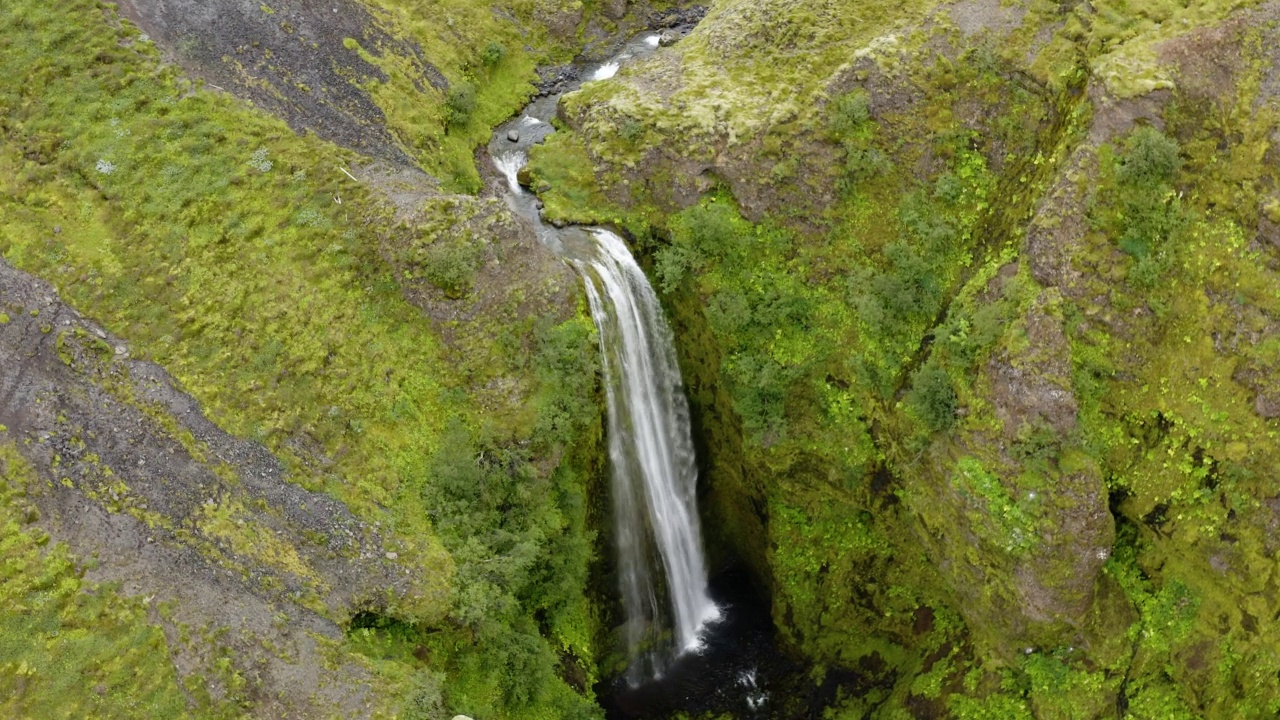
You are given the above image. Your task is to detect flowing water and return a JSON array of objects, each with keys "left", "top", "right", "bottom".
[
  {"left": 577, "top": 228, "right": 721, "bottom": 680},
  {"left": 490, "top": 31, "right": 719, "bottom": 680},
  {"left": 486, "top": 27, "right": 829, "bottom": 718}
]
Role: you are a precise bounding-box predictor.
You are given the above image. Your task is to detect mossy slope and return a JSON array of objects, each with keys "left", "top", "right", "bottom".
[{"left": 0, "top": 0, "right": 641, "bottom": 717}]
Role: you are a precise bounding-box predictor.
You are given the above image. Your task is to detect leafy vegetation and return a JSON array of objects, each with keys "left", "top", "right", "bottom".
[
  {"left": 1091, "top": 126, "right": 1188, "bottom": 288},
  {"left": 5, "top": 0, "right": 1280, "bottom": 716},
  {"left": 526, "top": 0, "right": 1280, "bottom": 715},
  {"left": 827, "top": 90, "right": 889, "bottom": 193},
  {"left": 906, "top": 362, "right": 957, "bottom": 433}
]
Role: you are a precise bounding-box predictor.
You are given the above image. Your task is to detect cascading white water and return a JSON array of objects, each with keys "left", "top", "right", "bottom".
[
  {"left": 591, "top": 61, "right": 621, "bottom": 80},
  {"left": 494, "top": 151, "right": 526, "bottom": 194},
  {"left": 574, "top": 228, "right": 720, "bottom": 681},
  {"left": 486, "top": 28, "right": 718, "bottom": 685}
]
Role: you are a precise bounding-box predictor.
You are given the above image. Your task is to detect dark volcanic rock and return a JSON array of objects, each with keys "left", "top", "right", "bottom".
[{"left": 116, "top": 0, "right": 447, "bottom": 164}]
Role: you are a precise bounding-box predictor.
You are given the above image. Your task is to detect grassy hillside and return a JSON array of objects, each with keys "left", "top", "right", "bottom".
[{"left": 0, "top": 0, "right": 639, "bottom": 717}]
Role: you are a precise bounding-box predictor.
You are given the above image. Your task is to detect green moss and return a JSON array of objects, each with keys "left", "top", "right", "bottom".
[
  {"left": 339, "top": 0, "right": 652, "bottom": 192},
  {"left": 0, "top": 0, "right": 622, "bottom": 715},
  {"left": 1083, "top": 0, "right": 1264, "bottom": 98},
  {"left": 527, "top": 131, "right": 614, "bottom": 224}
]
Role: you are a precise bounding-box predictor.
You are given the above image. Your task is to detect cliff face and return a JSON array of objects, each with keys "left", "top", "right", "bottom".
[{"left": 529, "top": 0, "right": 1280, "bottom": 715}]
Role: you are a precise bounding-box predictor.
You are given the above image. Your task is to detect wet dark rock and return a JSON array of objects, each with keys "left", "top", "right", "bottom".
[
  {"left": 650, "top": 5, "right": 707, "bottom": 30},
  {"left": 536, "top": 64, "right": 582, "bottom": 96}
]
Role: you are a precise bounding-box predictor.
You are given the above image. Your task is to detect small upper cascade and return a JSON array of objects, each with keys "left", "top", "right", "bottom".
[
  {"left": 591, "top": 61, "right": 621, "bottom": 80},
  {"left": 493, "top": 151, "right": 526, "bottom": 195}
]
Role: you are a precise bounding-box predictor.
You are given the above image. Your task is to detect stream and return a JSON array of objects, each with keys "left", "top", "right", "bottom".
[{"left": 486, "top": 26, "right": 820, "bottom": 720}]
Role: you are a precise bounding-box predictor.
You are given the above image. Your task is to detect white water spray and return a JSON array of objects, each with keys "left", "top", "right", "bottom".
[
  {"left": 592, "top": 61, "right": 621, "bottom": 80},
  {"left": 575, "top": 228, "right": 720, "bottom": 680},
  {"left": 494, "top": 151, "right": 526, "bottom": 194}
]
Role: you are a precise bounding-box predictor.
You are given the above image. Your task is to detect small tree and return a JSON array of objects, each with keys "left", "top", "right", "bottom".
[
  {"left": 445, "top": 82, "right": 477, "bottom": 128},
  {"left": 907, "top": 363, "right": 957, "bottom": 433}
]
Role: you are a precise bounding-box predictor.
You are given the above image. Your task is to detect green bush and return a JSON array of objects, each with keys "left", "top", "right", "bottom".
[
  {"left": 827, "top": 90, "right": 888, "bottom": 192},
  {"left": 400, "top": 671, "right": 447, "bottom": 720},
  {"left": 445, "top": 82, "right": 478, "bottom": 127},
  {"left": 654, "top": 242, "right": 701, "bottom": 293},
  {"left": 828, "top": 90, "right": 872, "bottom": 137},
  {"left": 907, "top": 362, "right": 957, "bottom": 433},
  {"left": 422, "top": 240, "right": 481, "bottom": 298},
  {"left": 481, "top": 41, "right": 507, "bottom": 67},
  {"left": 1100, "top": 127, "right": 1187, "bottom": 289},
  {"left": 1118, "top": 126, "right": 1183, "bottom": 188},
  {"left": 840, "top": 146, "right": 889, "bottom": 190},
  {"left": 619, "top": 117, "right": 644, "bottom": 143}
]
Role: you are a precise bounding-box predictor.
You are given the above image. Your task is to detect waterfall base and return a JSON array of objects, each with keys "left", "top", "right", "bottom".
[{"left": 597, "top": 570, "right": 834, "bottom": 720}]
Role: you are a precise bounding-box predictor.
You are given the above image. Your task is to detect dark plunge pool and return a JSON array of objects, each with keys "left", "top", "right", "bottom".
[{"left": 597, "top": 569, "right": 852, "bottom": 720}]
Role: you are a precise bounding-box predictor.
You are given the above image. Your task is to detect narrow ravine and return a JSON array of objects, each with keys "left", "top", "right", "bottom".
[{"left": 486, "top": 28, "right": 826, "bottom": 720}]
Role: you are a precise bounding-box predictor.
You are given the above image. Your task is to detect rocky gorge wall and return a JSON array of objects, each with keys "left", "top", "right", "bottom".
[{"left": 527, "top": 0, "right": 1280, "bottom": 716}]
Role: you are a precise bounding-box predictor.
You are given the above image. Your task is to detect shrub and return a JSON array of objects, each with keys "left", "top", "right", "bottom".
[
  {"left": 422, "top": 239, "right": 481, "bottom": 298},
  {"left": 679, "top": 200, "right": 740, "bottom": 254},
  {"left": 1118, "top": 126, "right": 1182, "bottom": 188},
  {"left": 444, "top": 82, "right": 477, "bottom": 128},
  {"left": 840, "top": 146, "right": 889, "bottom": 190},
  {"left": 1106, "top": 127, "right": 1186, "bottom": 290},
  {"left": 653, "top": 242, "right": 701, "bottom": 293},
  {"left": 907, "top": 362, "right": 957, "bottom": 433},
  {"left": 828, "top": 90, "right": 872, "bottom": 137},
  {"left": 619, "top": 117, "right": 644, "bottom": 143},
  {"left": 827, "top": 90, "right": 888, "bottom": 192},
  {"left": 481, "top": 41, "right": 507, "bottom": 67},
  {"left": 400, "top": 671, "right": 447, "bottom": 720}
]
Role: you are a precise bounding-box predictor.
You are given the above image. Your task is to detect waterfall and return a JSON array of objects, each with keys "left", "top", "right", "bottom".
[
  {"left": 574, "top": 228, "right": 720, "bottom": 681},
  {"left": 494, "top": 151, "right": 526, "bottom": 194},
  {"left": 486, "top": 29, "right": 718, "bottom": 685},
  {"left": 591, "top": 61, "right": 621, "bottom": 80}
]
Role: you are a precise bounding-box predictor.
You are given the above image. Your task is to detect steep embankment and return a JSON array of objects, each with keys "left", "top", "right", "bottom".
[
  {"left": 528, "top": 0, "right": 1280, "bottom": 716},
  {"left": 0, "top": 1, "right": 677, "bottom": 718}
]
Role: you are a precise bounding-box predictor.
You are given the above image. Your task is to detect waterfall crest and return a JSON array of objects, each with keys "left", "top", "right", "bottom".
[{"left": 574, "top": 228, "right": 720, "bottom": 681}]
